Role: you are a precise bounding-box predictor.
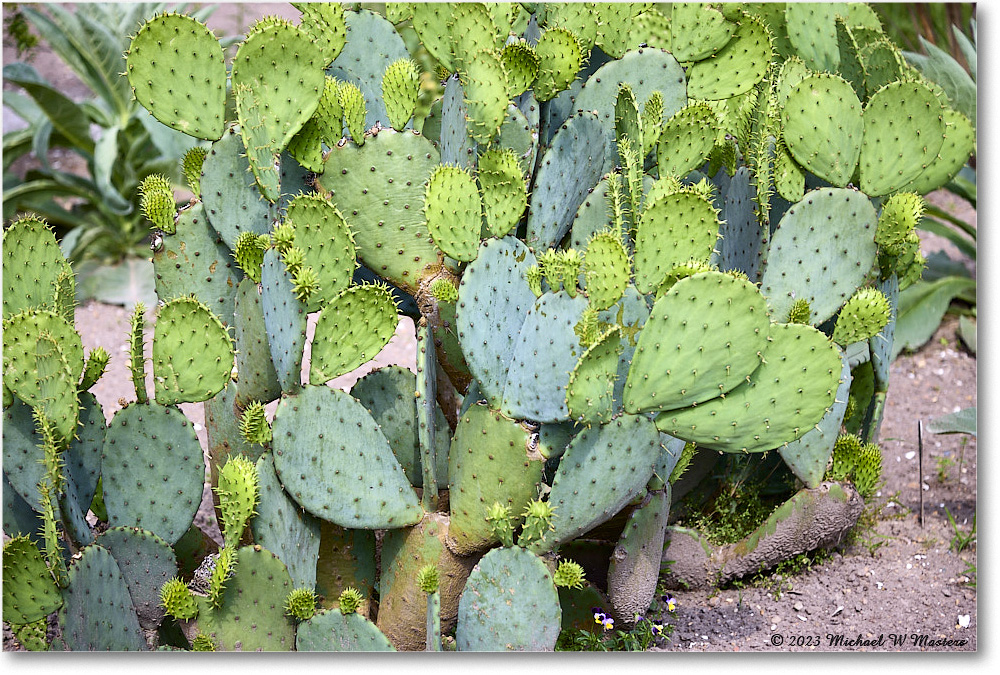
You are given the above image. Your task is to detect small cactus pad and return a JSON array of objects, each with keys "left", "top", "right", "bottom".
[
  {"left": 656, "top": 103, "right": 718, "bottom": 180},
  {"left": 152, "top": 296, "right": 234, "bottom": 405},
  {"left": 582, "top": 231, "right": 630, "bottom": 311},
  {"left": 216, "top": 455, "right": 260, "bottom": 548},
  {"left": 59, "top": 544, "right": 147, "bottom": 651},
  {"left": 309, "top": 284, "right": 399, "bottom": 385},
  {"left": 526, "top": 112, "right": 608, "bottom": 249},
  {"left": 96, "top": 526, "right": 177, "bottom": 630},
  {"left": 634, "top": 189, "right": 721, "bottom": 295},
  {"left": 424, "top": 164, "right": 483, "bottom": 262},
  {"left": 138, "top": 174, "right": 175, "bottom": 233},
  {"left": 2, "top": 536, "right": 63, "bottom": 625},
  {"left": 234, "top": 83, "right": 281, "bottom": 202},
  {"left": 382, "top": 58, "right": 419, "bottom": 131},
  {"left": 785, "top": 2, "right": 840, "bottom": 73},
  {"left": 859, "top": 80, "right": 946, "bottom": 197},
  {"left": 271, "top": 386, "right": 422, "bottom": 528},
  {"left": 297, "top": 608, "right": 395, "bottom": 651},
  {"left": 286, "top": 192, "right": 357, "bottom": 310},
  {"left": 760, "top": 188, "right": 878, "bottom": 325},
  {"left": 832, "top": 287, "right": 892, "bottom": 346},
  {"left": 686, "top": 13, "right": 772, "bottom": 100},
  {"left": 462, "top": 49, "right": 509, "bottom": 144},
  {"left": 196, "top": 545, "right": 296, "bottom": 651},
  {"left": 294, "top": 1, "right": 347, "bottom": 65},
  {"left": 499, "top": 41, "right": 539, "bottom": 98},
  {"left": 101, "top": 402, "right": 205, "bottom": 545},
  {"left": 126, "top": 13, "right": 225, "bottom": 140},
  {"left": 2, "top": 216, "right": 64, "bottom": 319},
  {"left": 233, "top": 278, "right": 282, "bottom": 407},
  {"left": 533, "top": 27, "right": 583, "bottom": 102},
  {"left": 2, "top": 399, "right": 48, "bottom": 511},
  {"left": 717, "top": 166, "right": 765, "bottom": 281},
  {"left": 539, "top": 415, "right": 662, "bottom": 553},
  {"left": 566, "top": 326, "right": 624, "bottom": 426},
  {"left": 447, "top": 403, "right": 543, "bottom": 555},
  {"left": 478, "top": 147, "right": 528, "bottom": 238},
  {"left": 252, "top": 453, "right": 322, "bottom": 591},
  {"left": 318, "top": 129, "right": 441, "bottom": 294},
  {"left": 781, "top": 74, "right": 864, "bottom": 187},
  {"left": 456, "top": 546, "right": 561, "bottom": 651},
  {"left": 200, "top": 127, "right": 272, "bottom": 250},
  {"left": 898, "top": 109, "right": 975, "bottom": 195},
  {"left": 624, "top": 272, "right": 769, "bottom": 414},
  {"left": 670, "top": 2, "right": 737, "bottom": 62},
  {"left": 655, "top": 322, "right": 843, "bottom": 453},
  {"left": 261, "top": 248, "right": 308, "bottom": 392}
]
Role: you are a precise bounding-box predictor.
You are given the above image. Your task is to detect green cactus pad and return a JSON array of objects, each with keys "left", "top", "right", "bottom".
[
  {"left": 126, "top": 13, "right": 225, "bottom": 141},
  {"left": 216, "top": 455, "right": 260, "bottom": 548},
  {"left": 499, "top": 102, "right": 538, "bottom": 175},
  {"left": 568, "top": 176, "right": 613, "bottom": 251},
  {"left": 260, "top": 250, "right": 307, "bottom": 393},
  {"left": 875, "top": 192, "right": 924, "bottom": 252},
  {"left": 607, "top": 488, "right": 671, "bottom": 624},
  {"left": 526, "top": 112, "right": 608, "bottom": 249},
  {"left": 774, "top": 140, "right": 806, "bottom": 203},
  {"left": 138, "top": 174, "right": 175, "bottom": 233},
  {"left": 455, "top": 237, "right": 538, "bottom": 408},
  {"left": 285, "top": 192, "right": 357, "bottom": 311},
  {"left": 233, "top": 278, "right": 282, "bottom": 407},
  {"left": 234, "top": 84, "right": 281, "bottom": 202},
  {"left": 615, "top": 83, "right": 642, "bottom": 162},
  {"left": 200, "top": 127, "right": 272, "bottom": 250},
  {"left": 2, "top": 470, "right": 44, "bottom": 544},
  {"left": 297, "top": 608, "right": 395, "bottom": 651},
  {"left": 309, "top": 284, "right": 400, "bottom": 385},
  {"left": 382, "top": 58, "right": 419, "bottom": 131},
  {"left": 499, "top": 41, "right": 539, "bottom": 98},
  {"left": 318, "top": 128, "right": 441, "bottom": 294},
  {"left": 338, "top": 82, "right": 367, "bottom": 145},
  {"left": 478, "top": 147, "right": 527, "bottom": 238},
  {"left": 624, "top": 272, "right": 768, "bottom": 414},
  {"left": 593, "top": 2, "right": 643, "bottom": 58},
  {"left": 533, "top": 27, "right": 583, "bottom": 102},
  {"left": 545, "top": 2, "right": 597, "bottom": 51},
  {"left": 718, "top": 167, "right": 766, "bottom": 281},
  {"left": 294, "top": 1, "right": 347, "bottom": 65},
  {"left": 779, "top": 350, "right": 852, "bottom": 487},
  {"left": 272, "top": 386, "right": 421, "bottom": 528},
  {"left": 181, "top": 146, "right": 207, "bottom": 195},
  {"left": 2, "top": 216, "right": 66, "bottom": 319},
  {"left": 101, "top": 402, "right": 204, "bottom": 545},
  {"left": 897, "top": 109, "right": 976, "bottom": 195},
  {"left": 582, "top": 231, "right": 630, "bottom": 311},
  {"left": 687, "top": 13, "right": 772, "bottom": 100},
  {"left": 634, "top": 190, "right": 721, "bottom": 295},
  {"left": 760, "top": 188, "right": 878, "bottom": 325},
  {"left": 251, "top": 453, "right": 321, "bottom": 591},
  {"left": 152, "top": 296, "right": 234, "bottom": 405},
  {"left": 462, "top": 49, "right": 509, "bottom": 144},
  {"left": 424, "top": 164, "right": 483, "bottom": 262},
  {"left": 59, "top": 544, "right": 147, "bottom": 651},
  {"left": 329, "top": 9, "right": 410, "bottom": 129},
  {"left": 456, "top": 546, "right": 561, "bottom": 651},
  {"left": 670, "top": 2, "right": 736, "bottom": 62},
  {"left": 833, "top": 287, "right": 891, "bottom": 346},
  {"left": 539, "top": 415, "right": 662, "bottom": 553},
  {"left": 350, "top": 366, "right": 449, "bottom": 489},
  {"left": 656, "top": 322, "right": 843, "bottom": 452},
  {"left": 96, "top": 526, "right": 177, "bottom": 630},
  {"left": 859, "top": 80, "right": 946, "bottom": 197},
  {"left": 656, "top": 103, "right": 717, "bottom": 179},
  {"left": 859, "top": 38, "right": 904, "bottom": 96},
  {"left": 566, "top": 326, "right": 623, "bottom": 426},
  {"left": 2, "top": 536, "right": 63, "bottom": 625},
  {"left": 446, "top": 403, "right": 543, "bottom": 555},
  {"left": 152, "top": 202, "right": 241, "bottom": 328},
  {"left": 196, "top": 545, "right": 296, "bottom": 651},
  {"left": 448, "top": 2, "right": 502, "bottom": 72},
  {"left": 410, "top": 3, "right": 456, "bottom": 72},
  {"left": 781, "top": 74, "right": 864, "bottom": 186},
  {"left": 784, "top": 2, "right": 840, "bottom": 73},
  {"left": 501, "top": 291, "right": 588, "bottom": 423}
]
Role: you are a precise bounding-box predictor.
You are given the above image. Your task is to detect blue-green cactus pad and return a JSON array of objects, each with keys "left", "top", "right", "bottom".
[
  {"left": 539, "top": 415, "right": 662, "bottom": 552},
  {"left": 624, "top": 272, "right": 769, "bottom": 414},
  {"left": 59, "top": 544, "right": 147, "bottom": 651},
  {"left": 233, "top": 278, "right": 282, "bottom": 407},
  {"left": 96, "top": 526, "right": 177, "bottom": 630},
  {"left": 456, "top": 546, "right": 561, "bottom": 651},
  {"left": 251, "top": 452, "right": 321, "bottom": 591},
  {"left": 760, "top": 187, "right": 878, "bottom": 325},
  {"left": 297, "top": 608, "right": 395, "bottom": 651},
  {"left": 566, "top": 326, "right": 623, "bottom": 426},
  {"left": 3, "top": 471, "right": 44, "bottom": 544},
  {"left": 271, "top": 386, "right": 422, "bottom": 528},
  {"left": 261, "top": 248, "right": 308, "bottom": 392},
  {"left": 718, "top": 166, "right": 765, "bottom": 281},
  {"left": 64, "top": 391, "right": 105, "bottom": 516},
  {"left": 656, "top": 322, "right": 843, "bottom": 453},
  {"left": 101, "top": 402, "right": 205, "bottom": 545},
  {"left": 152, "top": 296, "right": 235, "bottom": 405},
  {"left": 3, "top": 398, "right": 48, "bottom": 511},
  {"left": 200, "top": 127, "right": 273, "bottom": 250}
]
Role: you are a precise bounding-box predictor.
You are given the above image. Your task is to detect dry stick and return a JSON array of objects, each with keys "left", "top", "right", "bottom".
[{"left": 918, "top": 420, "right": 924, "bottom": 528}]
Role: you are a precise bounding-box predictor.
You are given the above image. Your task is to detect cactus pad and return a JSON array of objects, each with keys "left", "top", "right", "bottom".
[
  {"left": 96, "top": 526, "right": 177, "bottom": 630},
  {"left": 656, "top": 103, "right": 718, "bottom": 179},
  {"left": 261, "top": 249, "right": 308, "bottom": 392},
  {"left": 687, "top": 13, "right": 772, "bottom": 100},
  {"left": 126, "top": 13, "right": 225, "bottom": 140},
  {"left": 382, "top": 58, "right": 420, "bottom": 131},
  {"left": 2, "top": 535, "right": 63, "bottom": 625},
  {"left": 833, "top": 287, "right": 891, "bottom": 346},
  {"left": 500, "top": 41, "right": 539, "bottom": 98},
  {"left": 566, "top": 326, "right": 623, "bottom": 426},
  {"left": 478, "top": 147, "right": 527, "bottom": 238},
  {"left": 582, "top": 230, "right": 630, "bottom": 311},
  {"left": 670, "top": 2, "right": 736, "bottom": 62},
  {"left": 152, "top": 296, "right": 234, "bottom": 405},
  {"left": 200, "top": 127, "right": 272, "bottom": 250},
  {"left": 272, "top": 386, "right": 422, "bottom": 528},
  {"left": 462, "top": 49, "right": 509, "bottom": 144},
  {"left": 297, "top": 608, "right": 395, "bottom": 651},
  {"left": 285, "top": 192, "right": 357, "bottom": 310},
  {"left": 533, "top": 27, "right": 583, "bottom": 102},
  {"left": 294, "top": 1, "right": 347, "bottom": 65},
  {"left": 233, "top": 278, "right": 282, "bottom": 407},
  {"left": 424, "top": 164, "right": 483, "bottom": 262}
]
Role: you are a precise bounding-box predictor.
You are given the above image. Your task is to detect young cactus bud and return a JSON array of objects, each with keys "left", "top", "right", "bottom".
[
  {"left": 270, "top": 222, "right": 296, "bottom": 254},
  {"left": 239, "top": 400, "right": 272, "bottom": 446},
  {"left": 382, "top": 58, "right": 419, "bottom": 131},
  {"left": 517, "top": 499, "right": 555, "bottom": 549},
  {"left": 215, "top": 455, "right": 260, "bottom": 549},
  {"left": 853, "top": 442, "right": 883, "bottom": 498},
  {"left": 558, "top": 249, "right": 582, "bottom": 298},
  {"left": 338, "top": 587, "right": 364, "bottom": 614},
  {"left": 429, "top": 278, "right": 459, "bottom": 305},
  {"left": 574, "top": 306, "right": 602, "bottom": 349},
  {"left": 876, "top": 192, "right": 924, "bottom": 253},
  {"left": 233, "top": 232, "right": 270, "bottom": 284},
  {"left": 316, "top": 76, "right": 343, "bottom": 145},
  {"left": 280, "top": 245, "right": 306, "bottom": 275},
  {"left": 138, "top": 174, "right": 176, "bottom": 233},
  {"left": 832, "top": 287, "right": 891, "bottom": 346},
  {"left": 499, "top": 40, "right": 540, "bottom": 98},
  {"left": 641, "top": 91, "right": 664, "bottom": 159},
  {"left": 669, "top": 442, "right": 698, "bottom": 484},
  {"left": 537, "top": 249, "right": 563, "bottom": 292},
  {"left": 291, "top": 265, "right": 321, "bottom": 304},
  {"left": 828, "top": 433, "right": 863, "bottom": 482},
  {"left": 787, "top": 298, "right": 812, "bottom": 325},
  {"left": 160, "top": 577, "right": 199, "bottom": 620},
  {"left": 128, "top": 302, "right": 148, "bottom": 404},
  {"left": 284, "top": 587, "right": 318, "bottom": 621},
  {"left": 553, "top": 560, "right": 586, "bottom": 590},
  {"left": 606, "top": 172, "right": 627, "bottom": 235},
  {"left": 79, "top": 346, "right": 110, "bottom": 392},
  {"left": 208, "top": 548, "right": 235, "bottom": 608},
  {"left": 416, "top": 564, "right": 440, "bottom": 594},
  {"left": 417, "top": 564, "right": 443, "bottom": 651},
  {"left": 525, "top": 265, "right": 544, "bottom": 298},
  {"left": 338, "top": 81, "right": 366, "bottom": 146},
  {"left": 181, "top": 146, "right": 208, "bottom": 195},
  {"left": 191, "top": 633, "right": 216, "bottom": 651},
  {"left": 485, "top": 501, "right": 515, "bottom": 548}
]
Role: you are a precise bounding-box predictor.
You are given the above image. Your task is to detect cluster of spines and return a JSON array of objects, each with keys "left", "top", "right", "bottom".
[
  {"left": 239, "top": 400, "right": 272, "bottom": 446},
  {"left": 338, "top": 586, "right": 364, "bottom": 614},
  {"left": 160, "top": 577, "right": 199, "bottom": 620},
  {"left": 552, "top": 560, "right": 586, "bottom": 589},
  {"left": 233, "top": 232, "right": 271, "bottom": 284},
  {"left": 517, "top": 499, "right": 555, "bottom": 549},
  {"left": 485, "top": 501, "right": 515, "bottom": 548},
  {"left": 138, "top": 174, "right": 176, "bottom": 233},
  {"left": 284, "top": 587, "right": 318, "bottom": 621}
]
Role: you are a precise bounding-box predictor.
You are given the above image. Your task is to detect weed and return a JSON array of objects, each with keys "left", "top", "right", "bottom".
[
  {"left": 936, "top": 455, "right": 956, "bottom": 483},
  {"left": 945, "top": 507, "right": 976, "bottom": 553}
]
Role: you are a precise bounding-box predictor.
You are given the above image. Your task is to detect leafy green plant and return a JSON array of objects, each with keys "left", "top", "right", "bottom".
[{"left": 945, "top": 508, "right": 976, "bottom": 554}]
